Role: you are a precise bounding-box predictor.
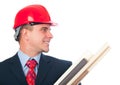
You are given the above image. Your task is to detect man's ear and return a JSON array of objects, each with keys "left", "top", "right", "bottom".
[
  {"left": 21, "top": 28, "right": 26, "bottom": 36},
  {"left": 20, "top": 28, "right": 29, "bottom": 40}
]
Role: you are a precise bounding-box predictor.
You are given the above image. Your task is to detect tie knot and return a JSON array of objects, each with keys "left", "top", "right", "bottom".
[{"left": 26, "top": 59, "right": 37, "bottom": 69}]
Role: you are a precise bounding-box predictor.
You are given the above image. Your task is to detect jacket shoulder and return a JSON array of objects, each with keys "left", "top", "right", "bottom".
[{"left": 42, "top": 54, "right": 72, "bottom": 67}]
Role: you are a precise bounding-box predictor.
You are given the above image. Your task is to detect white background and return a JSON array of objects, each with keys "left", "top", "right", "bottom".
[{"left": 0, "top": 0, "right": 120, "bottom": 85}]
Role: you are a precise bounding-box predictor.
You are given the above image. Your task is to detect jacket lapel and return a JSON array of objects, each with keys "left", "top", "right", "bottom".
[
  {"left": 36, "top": 54, "right": 53, "bottom": 85},
  {"left": 8, "top": 54, "right": 27, "bottom": 85}
]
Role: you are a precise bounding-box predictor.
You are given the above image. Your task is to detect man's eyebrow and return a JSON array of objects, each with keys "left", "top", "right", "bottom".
[{"left": 41, "top": 27, "right": 51, "bottom": 29}]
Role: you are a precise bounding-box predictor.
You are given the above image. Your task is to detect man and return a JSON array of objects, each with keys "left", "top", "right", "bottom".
[{"left": 0, "top": 4, "right": 81, "bottom": 85}]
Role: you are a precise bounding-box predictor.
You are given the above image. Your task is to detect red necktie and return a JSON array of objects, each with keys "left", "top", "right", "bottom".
[{"left": 26, "top": 59, "right": 37, "bottom": 85}]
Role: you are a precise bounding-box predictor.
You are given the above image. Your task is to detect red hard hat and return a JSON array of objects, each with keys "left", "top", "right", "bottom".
[{"left": 13, "top": 4, "right": 56, "bottom": 29}]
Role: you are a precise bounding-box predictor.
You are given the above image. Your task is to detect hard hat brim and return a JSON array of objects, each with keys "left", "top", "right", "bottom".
[{"left": 41, "top": 21, "right": 58, "bottom": 26}]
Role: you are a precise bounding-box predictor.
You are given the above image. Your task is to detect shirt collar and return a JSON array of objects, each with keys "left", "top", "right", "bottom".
[{"left": 18, "top": 50, "right": 41, "bottom": 69}]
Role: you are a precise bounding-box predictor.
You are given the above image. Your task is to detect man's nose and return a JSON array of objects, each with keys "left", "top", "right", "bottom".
[{"left": 47, "top": 31, "right": 53, "bottom": 39}]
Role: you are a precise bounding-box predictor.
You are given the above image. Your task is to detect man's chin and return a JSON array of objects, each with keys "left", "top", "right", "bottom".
[
  {"left": 43, "top": 51, "right": 49, "bottom": 53},
  {"left": 43, "top": 49, "right": 49, "bottom": 53}
]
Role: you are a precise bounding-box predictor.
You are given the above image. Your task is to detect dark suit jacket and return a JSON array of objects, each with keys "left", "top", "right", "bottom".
[{"left": 0, "top": 53, "right": 80, "bottom": 85}]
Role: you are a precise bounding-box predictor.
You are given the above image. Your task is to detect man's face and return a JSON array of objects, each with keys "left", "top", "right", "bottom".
[{"left": 27, "top": 24, "right": 53, "bottom": 53}]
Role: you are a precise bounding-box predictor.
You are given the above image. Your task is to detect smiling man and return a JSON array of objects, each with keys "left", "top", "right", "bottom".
[{"left": 0, "top": 4, "right": 82, "bottom": 85}]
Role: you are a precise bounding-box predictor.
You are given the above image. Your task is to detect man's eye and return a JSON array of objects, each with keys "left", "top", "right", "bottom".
[{"left": 41, "top": 27, "right": 48, "bottom": 32}]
